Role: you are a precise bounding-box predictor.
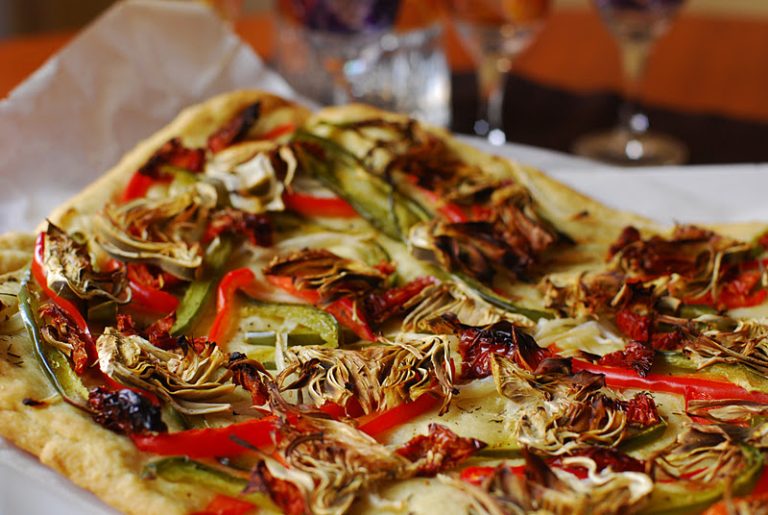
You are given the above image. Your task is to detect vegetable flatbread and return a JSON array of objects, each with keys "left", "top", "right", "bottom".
[{"left": 2, "top": 90, "right": 768, "bottom": 515}]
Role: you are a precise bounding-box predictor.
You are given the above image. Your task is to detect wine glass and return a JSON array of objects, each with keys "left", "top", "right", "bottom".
[
  {"left": 573, "top": 0, "right": 688, "bottom": 165},
  {"left": 449, "top": 0, "right": 550, "bottom": 145}
]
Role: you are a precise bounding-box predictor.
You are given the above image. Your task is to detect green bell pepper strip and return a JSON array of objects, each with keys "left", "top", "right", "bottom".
[
  {"left": 172, "top": 235, "right": 235, "bottom": 336},
  {"left": 242, "top": 301, "right": 340, "bottom": 348},
  {"left": 655, "top": 352, "right": 768, "bottom": 395},
  {"left": 143, "top": 457, "right": 279, "bottom": 513},
  {"left": 640, "top": 445, "right": 763, "bottom": 515},
  {"left": 619, "top": 420, "right": 669, "bottom": 452},
  {"left": 245, "top": 330, "right": 327, "bottom": 347},
  {"left": 455, "top": 273, "right": 554, "bottom": 322},
  {"left": 18, "top": 269, "right": 89, "bottom": 408},
  {"left": 293, "top": 130, "right": 430, "bottom": 240}
]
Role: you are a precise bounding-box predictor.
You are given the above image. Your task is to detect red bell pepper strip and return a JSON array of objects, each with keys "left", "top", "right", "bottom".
[
  {"left": 413, "top": 184, "right": 468, "bottom": 223},
  {"left": 256, "top": 122, "right": 296, "bottom": 141},
  {"left": 131, "top": 416, "right": 278, "bottom": 458},
  {"left": 357, "top": 392, "right": 441, "bottom": 438},
  {"left": 282, "top": 191, "right": 359, "bottom": 218},
  {"left": 127, "top": 279, "right": 180, "bottom": 315},
  {"left": 318, "top": 398, "right": 365, "bottom": 419},
  {"left": 193, "top": 495, "right": 255, "bottom": 515},
  {"left": 121, "top": 172, "right": 173, "bottom": 202},
  {"left": 572, "top": 359, "right": 768, "bottom": 404},
  {"left": 105, "top": 260, "right": 180, "bottom": 316},
  {"left": 32, "top": 233, "right": 95, "bottom": 355},
  {"left": 265, "top": 275, "right": 377, "bottom": 341},
  {"left": 208, "top": 268, "right": 257, "bottom": 344}
]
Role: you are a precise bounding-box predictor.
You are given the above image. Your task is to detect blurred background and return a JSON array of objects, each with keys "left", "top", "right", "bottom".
[{"left": 2, "top": 0, "right": 767, "bottom": 164}]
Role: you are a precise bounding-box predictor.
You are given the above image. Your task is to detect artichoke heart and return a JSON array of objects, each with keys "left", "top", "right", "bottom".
[
  {"left": 491, "top": 355, "right": 661, "bottom": 455},
  {"left": 206, "top": 143, "right": 296, "bottom": 214},
  {"left": 403, "top": 281, "right": 534, "bottom": 332},
  {"left": 44, "top": 223, "right": 129, "bottom": 302},
  {"left": 95, "top": 182, "right": 217, "bottom": 280},
  {"left": 279, "top": 334, "right": 455, "bottom": 414},
  {"left": 96, "top": 327, "right": 235, "bottom": 415},
  {"left": 445, "top": 453, "right": 652, "bottom": 515}
]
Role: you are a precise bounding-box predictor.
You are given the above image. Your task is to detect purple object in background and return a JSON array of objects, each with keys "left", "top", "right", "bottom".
[
  {"left": 287, "top": 0, "right": 402, "bottom": 34},
  {"left": 594, "top": 0, "right": 685, "bottom": 40}
]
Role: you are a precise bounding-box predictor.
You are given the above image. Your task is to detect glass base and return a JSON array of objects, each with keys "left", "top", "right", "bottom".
[
  {"left": 573, "top": 129, "right": 687, "bottom": 166},
  {"left": 473, "top": 120, "right": 507, "bottom": 146}
]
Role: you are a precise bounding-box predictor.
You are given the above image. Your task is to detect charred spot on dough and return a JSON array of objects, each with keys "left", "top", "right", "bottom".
[
  {"left": 22, "top": 398, "right": 46, "bottom": 407},
  {"left": 571, "top": 210, "right": 590, "bottom": 220}
]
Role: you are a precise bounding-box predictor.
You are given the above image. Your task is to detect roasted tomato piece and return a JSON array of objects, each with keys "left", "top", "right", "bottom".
[
  {"left": 204, "top": 208, "right": 272, "bottom": 247},
  {"left": 432, "top": 315, "right": 549, "bottom": 380},
  {"left": 208, "top": 102, "right": 261, "bottom": 153},
  {"left": 246, "top": 461, "right": 306, "bottom": 515},
  {"left": 38, "top": 304, "right": 93, "bottom": 375},
  {"left": 396, "top": 423, "right": 486, "bottom": 476},
  {"left": 227, "top": 352, "right": 273, "bottom": 406},
  {"left": 597, "top": 341, "right": 655, "bottom": 377},
  {"left": 625, "top": 392, "right": 661, "bottom": 427}
]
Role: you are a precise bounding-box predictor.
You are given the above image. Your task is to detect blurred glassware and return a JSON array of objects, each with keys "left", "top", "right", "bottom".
[
  {"left": 573, "top": 0, "right": 687, "bottom": 165},
  {"left": 449, "top": 0, "right": 550, "bottom": 145},
  {"left": 274, "top": 0, "right": 451, "bottom": 127}
]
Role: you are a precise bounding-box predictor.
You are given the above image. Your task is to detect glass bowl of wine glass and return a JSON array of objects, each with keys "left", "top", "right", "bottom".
[
  {"left": 449, "top": 0, "right": 551, "bottom": 145},
  {"left": 573, "top": 0, "right": 688, "bottom": 165}
]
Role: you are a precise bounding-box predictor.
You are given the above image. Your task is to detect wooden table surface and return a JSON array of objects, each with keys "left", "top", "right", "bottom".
[{"left": 3, "top": 7, "right": 768, "bottom": 162}]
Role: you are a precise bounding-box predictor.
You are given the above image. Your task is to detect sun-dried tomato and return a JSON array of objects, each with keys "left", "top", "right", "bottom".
[
  {"left": 246, "top": 461, "right": 306, "bottom": 515},
  {"left": 448, "top": 317, "right": 549, "bottom": 380},
  {"left": 140, "top": 137, "right": 205, "bottom": 177},
  {"left": 38, "top": 304, "right": 92, "bottom": 375},
  {"left": 615, "top": 309, "right": 651, "bottom": 342},
  {"left": 145, "top": 312, "right": 177, "bottom": 349},
  {"left": 208, "top": 103, "right": 261, "bottom": 154},
  {"left": 204, "top": 208, "right": 272, "bottom": 247},
  {"left": 396, "top": 423, "right": 486, "bottom": 477},
  {"left": 651, "top": 330, "right": 684, "bottom": 351},
  {"left": 608, "top": 226, "right": 641, "bottom": 258},
  {"left": 127, "top": 263, "right": 179, "bottom": 291},
  {"left": 116, "top": 313, "right": 138, "bottom": 336},
  {"left": 597, "top": 341, "right": 655, "bottom": 377},
  {"left": 88, "top": 387, "right": 166, "bottom": 435},
  {"left": 227, "top": 353, "right": 273, "bottom": 406},
  {"left": 626, "top": 392, "right": 661, "bottom": 427}
]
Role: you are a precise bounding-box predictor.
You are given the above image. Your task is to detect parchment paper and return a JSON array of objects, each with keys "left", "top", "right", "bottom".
[
  {"left": 0, "top": 0, "right": 309, "bottom": 234},
  {"left": 1, "top": 1, "right": 768, "bottom": 514}
]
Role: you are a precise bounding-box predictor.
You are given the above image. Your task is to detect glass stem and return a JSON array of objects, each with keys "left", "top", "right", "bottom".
[
  {"left": 475, "top": 55, "right": 510, "bottom": 138},
  {"left": 617, "top": 38, "right": 652, "bottom": 135}
]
